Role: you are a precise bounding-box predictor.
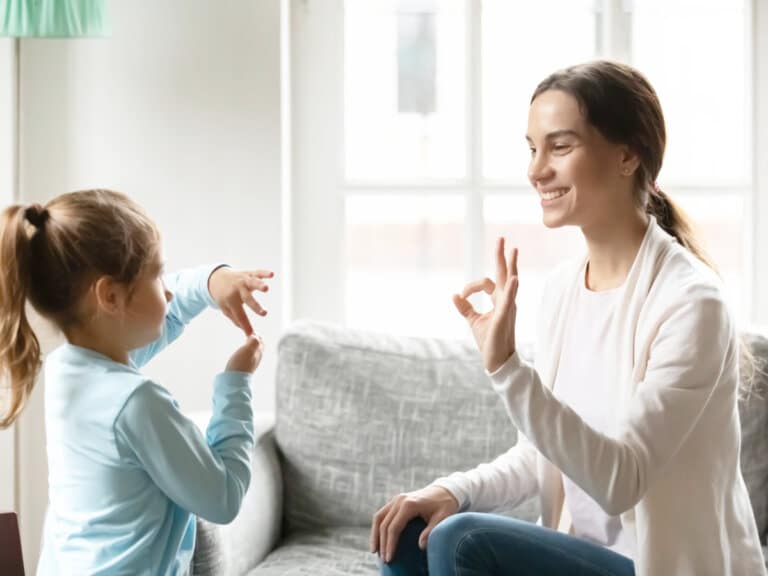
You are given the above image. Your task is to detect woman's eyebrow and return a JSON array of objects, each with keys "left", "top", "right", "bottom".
[{"left": 525, "top": 129, "right": 581, "bottom": 143}]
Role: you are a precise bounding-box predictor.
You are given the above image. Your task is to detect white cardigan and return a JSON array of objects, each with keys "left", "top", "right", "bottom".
[{"left": 435, "top": 218, "right": 766, "bottom": 576}]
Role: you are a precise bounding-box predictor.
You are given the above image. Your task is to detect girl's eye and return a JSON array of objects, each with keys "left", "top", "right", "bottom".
[
  {"left": 529, "top": 147, "right": 536, "bottom": 156},
  {"left": 553, "top": 143, "right": 571, "bottom": 152}
]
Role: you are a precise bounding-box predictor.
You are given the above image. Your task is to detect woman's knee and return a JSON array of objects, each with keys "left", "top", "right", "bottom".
[{"left": 428, "top": 512, "right": 488, "bottom": 552}]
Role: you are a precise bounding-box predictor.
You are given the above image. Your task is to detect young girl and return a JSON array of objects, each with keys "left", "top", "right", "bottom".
[
  {"left": 371, "top": 61, "right": 767, "bottom": 576},
  {"left": 0, "top": 189, "right": 274, "bottom": 575}
]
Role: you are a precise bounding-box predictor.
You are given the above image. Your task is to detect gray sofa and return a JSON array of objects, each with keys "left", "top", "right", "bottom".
[{"left": 192, "top": 320, "right": 768, "bottom": 575}]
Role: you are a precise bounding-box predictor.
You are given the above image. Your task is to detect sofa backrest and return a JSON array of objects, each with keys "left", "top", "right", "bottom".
[
  {"left": 275, "top": 321, "right": 768, "bottom": 542},
  {"left": 275, "top": 321, "right": 539, "bottom": 532},
  {"left": 738, "top": 331, "right": 768, "bottom": 544}
]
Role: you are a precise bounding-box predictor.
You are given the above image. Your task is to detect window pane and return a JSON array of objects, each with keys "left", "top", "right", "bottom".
[
  {"left": 482, "top": 0, "right": 597, "bottom": 183},
  {"left": 484, "top": 194, "right": 586, "bottom": 344},
  {"left": 345, "top": 0, "right": 466, "bottom": 181},
  {"left": 632, "top": 0, "right": 749, "bottom": 185},
  {"left": 345, "top": 195, "right": 467, "bottom": 337}
]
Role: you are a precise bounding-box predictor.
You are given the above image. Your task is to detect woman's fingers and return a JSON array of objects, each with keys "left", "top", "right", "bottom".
[
  {"left": 418, "top": 510, "right": 449, "bottom": 550},
  {"left": 453, "top": 294, "right": 479, "bottom": 322},
  {"left": 508, "top": 246, "right": 519, "bottom": 279},
  {"left": 384, "top": 503, "right": 417, "bottom": 563},
  {"left": 460, "top": 277, "right": 496, "bottom": 299},
  {"left": 370, "top": 501, "right": 392, "bottom": 553},
  {"left": 495, "top": 237, "right": 507, "bottom": 287},
  {"left": 378, "top": 498, "right": 402, "bottom": 562}
]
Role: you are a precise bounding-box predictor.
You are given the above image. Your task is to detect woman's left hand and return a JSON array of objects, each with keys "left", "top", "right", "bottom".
[
  {"left": 453, "top": 238, "right": 519, "bottom": 373},
  {"left": 208, "top": 267, "right": 274, "bottom": 336}
]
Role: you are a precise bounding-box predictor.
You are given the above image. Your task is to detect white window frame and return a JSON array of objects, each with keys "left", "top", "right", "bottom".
[
  {"left": 752, "top": 0, "right": 768, "bottom": 325},
  {"left": 287, "top": 0, "right": 768, "bottom": 328}
]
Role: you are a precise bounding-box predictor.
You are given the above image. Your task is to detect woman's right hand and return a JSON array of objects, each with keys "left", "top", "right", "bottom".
[
  {"left": 225, "top": 335, "right": 263, "bottom": 373},
  {"left": 370, "top": 485, "right": 459, "bottom": 563}
]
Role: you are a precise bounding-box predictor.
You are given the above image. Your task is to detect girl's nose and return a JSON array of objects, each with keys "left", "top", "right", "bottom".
[{"left": 164, "top": 289, "right": 173, "bottom": 303}]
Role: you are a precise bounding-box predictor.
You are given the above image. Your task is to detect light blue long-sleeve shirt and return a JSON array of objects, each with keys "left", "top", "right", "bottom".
[{"left": 37, "top": 265, "right": 254, "bottom": 576}]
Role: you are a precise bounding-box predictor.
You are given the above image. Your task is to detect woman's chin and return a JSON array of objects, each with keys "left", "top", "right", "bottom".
[{"left": 541, "top": 212, "right": 567, "bottom": 229}]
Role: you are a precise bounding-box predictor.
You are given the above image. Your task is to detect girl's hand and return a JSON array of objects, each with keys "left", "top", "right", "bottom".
[
  {"left": 370, "top": 485, "right": 459, "bottom": 563},
  {"left": 226, "top": 335, "right": 264, "bottom": 373},
  {"left": 208, "top": 267, "right": 274, "bottom": 336},
  {"left": 453, "top": 238, "right": 519, "bottom": 373}
]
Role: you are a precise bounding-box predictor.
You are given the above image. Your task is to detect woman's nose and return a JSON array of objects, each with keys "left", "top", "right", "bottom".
[
  {"left": 528, "top": 153, "right": 553, "bottom": 186},
  {"left": 164, "top": 289, "right": 173, "bottom": 303}
]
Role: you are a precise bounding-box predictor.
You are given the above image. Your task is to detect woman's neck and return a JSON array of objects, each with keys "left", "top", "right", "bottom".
[{"left": 582, "top": 209, "right": 649, "bottom": 291}]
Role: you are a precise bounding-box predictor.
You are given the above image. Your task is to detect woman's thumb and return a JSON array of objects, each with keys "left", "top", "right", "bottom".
[{"left": 418, "top": 518, "right": 440, "bottom": 550}]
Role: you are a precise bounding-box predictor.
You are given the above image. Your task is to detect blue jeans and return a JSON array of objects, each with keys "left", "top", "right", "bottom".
[{"left": 380, "top": 513, "right": 636, "bottom": 576}]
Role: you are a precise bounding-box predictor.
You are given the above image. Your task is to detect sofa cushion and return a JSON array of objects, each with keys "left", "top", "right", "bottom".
[
  {"left": 275, "top": 321, "right": 539, "bottom": 533},
  {"left": 244, "top": 527, "right": 377, "bottom": 575}
]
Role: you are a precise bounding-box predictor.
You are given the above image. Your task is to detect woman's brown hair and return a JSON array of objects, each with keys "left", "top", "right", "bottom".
[
  {"left": 531, "top": 60, "right": 761, "bottom": 394},
  {"left": 531, "top": 60, "right": 714, "bottom": 269},
  {"left": 0, "top": 189, "right": 160, "bottom": 428}
]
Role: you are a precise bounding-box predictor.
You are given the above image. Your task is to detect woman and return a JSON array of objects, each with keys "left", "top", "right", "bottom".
[{"left": 370, "top": 61, "right": 767, "bottom": 576}]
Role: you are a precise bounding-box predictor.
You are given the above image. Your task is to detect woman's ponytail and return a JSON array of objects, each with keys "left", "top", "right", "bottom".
[{"left": 646, "top": 186, "right": 716, "bottom": 271}]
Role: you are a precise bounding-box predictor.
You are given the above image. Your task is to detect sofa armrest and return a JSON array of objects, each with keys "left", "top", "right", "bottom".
[{"left": 188, "top": 411, "right": 282, "bottom": 575}]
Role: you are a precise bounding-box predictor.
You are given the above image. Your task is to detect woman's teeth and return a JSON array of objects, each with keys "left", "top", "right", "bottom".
[{"left": 541, "top": 188, "right": 569, "bottom": 200}]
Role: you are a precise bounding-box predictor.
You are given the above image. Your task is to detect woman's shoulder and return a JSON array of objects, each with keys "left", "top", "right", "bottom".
[{"left": 653, "top": 240, "right": 725, "bottom": 303}]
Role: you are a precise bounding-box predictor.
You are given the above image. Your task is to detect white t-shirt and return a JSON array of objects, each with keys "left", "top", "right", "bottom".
[{"left": 554, "top": 263, "right": 636, "bottom": 559}]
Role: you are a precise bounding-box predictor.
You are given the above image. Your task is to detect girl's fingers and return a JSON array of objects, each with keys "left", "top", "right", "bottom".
[
  {"left": 246, "top": 277, "right": 269, "bottom": 292},
  {"left": 241, "top": 290, "right": 267, "bottom": 317},
  {"left": 248, "top": 270, "right": 274, "bottom": 279},
  {"left": 229, "top": 305, "right": 254, "bottom": 336}
]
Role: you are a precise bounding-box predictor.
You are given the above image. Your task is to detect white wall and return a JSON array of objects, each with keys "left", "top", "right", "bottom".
[
  {"left": 16, "top": 0, "right": 283, "bottom": 569},
  {"left": 0, "top": 38, "right": 18, "bottom": 515}
]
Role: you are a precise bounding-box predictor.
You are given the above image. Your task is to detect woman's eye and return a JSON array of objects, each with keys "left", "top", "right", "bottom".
[
  {"left": 529, "top": 147, "right": 536, "bottom": 156},
  {"left": 553, "top": 144, "right": 571, "bottom": 152}
]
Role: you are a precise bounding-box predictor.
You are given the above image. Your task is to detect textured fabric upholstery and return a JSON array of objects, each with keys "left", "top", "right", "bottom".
[
  {"left": 193, "top": 321, "right": 768, "bottom": 575},
  {"left": 275, "top": 321, "right": 539, "bottom": 533}
]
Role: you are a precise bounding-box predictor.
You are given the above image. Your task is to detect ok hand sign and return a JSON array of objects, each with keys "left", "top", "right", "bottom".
[{"left": 453, "top": 238, "right": 519, "bottom": 373}]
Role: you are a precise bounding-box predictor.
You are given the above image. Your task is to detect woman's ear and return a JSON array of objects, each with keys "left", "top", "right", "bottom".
[
  {"left": 618, "top": 145, "right": 641, "bottom": 177},
  {"left": 93, "top": 275, "right": 127, "bottom": 316}
]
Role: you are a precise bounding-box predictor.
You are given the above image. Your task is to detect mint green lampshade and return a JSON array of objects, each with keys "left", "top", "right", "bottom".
[{"left": 1, "top": 0, "right": 109, "bottom": 37}]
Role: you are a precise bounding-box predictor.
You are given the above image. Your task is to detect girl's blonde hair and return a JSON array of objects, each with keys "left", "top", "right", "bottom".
[{"left": 0, "top": 189, "right": 160, "bottom": 428}]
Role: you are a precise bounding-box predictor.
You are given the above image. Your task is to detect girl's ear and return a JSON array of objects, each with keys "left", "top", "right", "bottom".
[
  {"left": 617, "top": 145, "right": 641, "bottom": 177},
  {"left": 93, "top": 275, "right": 127, "bottom": 316}
]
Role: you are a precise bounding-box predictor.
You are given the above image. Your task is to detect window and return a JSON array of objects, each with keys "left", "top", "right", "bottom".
[{"left": 291, "top": 0, "right": 755, "bottom": 341}]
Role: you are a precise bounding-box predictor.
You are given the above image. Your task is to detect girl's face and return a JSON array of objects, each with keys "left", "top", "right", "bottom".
[
  {"left": 526, "top": 89, "right": 632, "bottom": 230},
  {"left": 123, "top": 257, "right": 172, "bottom": 349}
]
